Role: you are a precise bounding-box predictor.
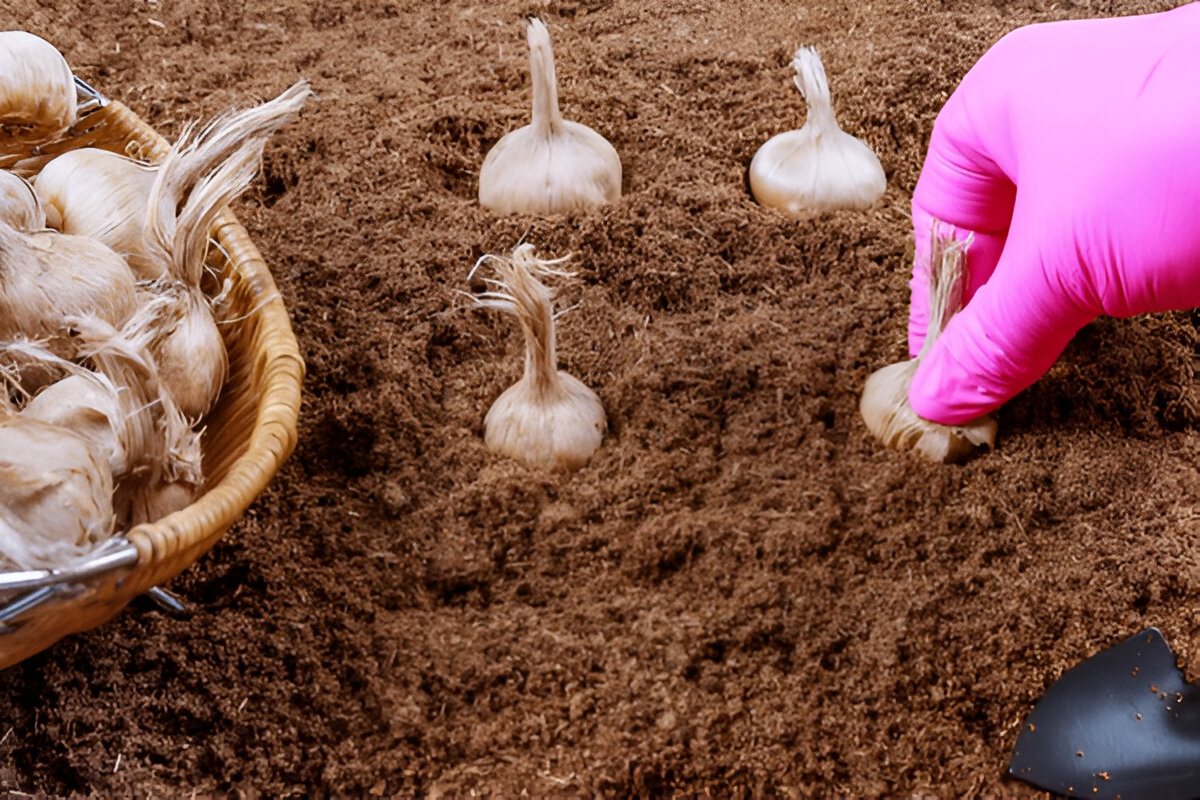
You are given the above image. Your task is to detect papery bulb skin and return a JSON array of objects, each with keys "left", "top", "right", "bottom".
[
  {"left": 0, "top": 31, "right": 76, "bottom": 135},
  {"left": 22, "top": 374, "right": 130, "bottom": 475},
  {"left": 0, "top": 170, "right": 45, "bottom": 231},
  {"left": 750, "top": 47, "right": 885, "bottom": 216},
  {"left": 0, "top": 227, "right": 137, "bottom": 336},
  {"left": 151, "top": 290, "right": 228, "bottom": 422},
  {"left": 478, "top": 18, "right": 621, "bottom": 215},
  {"left": 0, "top": 227, "right": 137, "bottom": 338},
  {"left": 0, "top": 418, "right": 114, "bottom": 570},
  {"left": 119, "top": 418, "right": 202, "bottom": 528},
  {"left": 127, "top": 479, "right": 200, "bottom": 528},
  {"left": 860, "top": 359, "right": 996, "bottom": 464},
  {"left": 127, "top": 418, "right": 204, "bottom": 528},
  {"left": 750, "top": 128, "right": 887, "bottom": 215},
  {"left": 35, "top": 149, "right": 162, "bottom": 279},
  {"left": 485, "top": 371, "right": 605, "bottom": 471},
  {"left": 479, "top": 122, "right": 622, "bottom": 215}
]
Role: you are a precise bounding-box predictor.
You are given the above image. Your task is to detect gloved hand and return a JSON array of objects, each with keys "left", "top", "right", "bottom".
[{"left": 906, "top": 3, "right": 1200, "bottom": 426}]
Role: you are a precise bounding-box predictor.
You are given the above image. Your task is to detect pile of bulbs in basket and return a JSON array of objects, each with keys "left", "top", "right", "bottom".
[{"left": 0, "top": 31, "right": 309, "bottom": 573}]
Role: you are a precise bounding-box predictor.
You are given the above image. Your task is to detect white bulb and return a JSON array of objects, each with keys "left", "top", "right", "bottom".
[
  {"left": 478, "top": 18, "right": 621, "bottom": 215},
  {"left": 750, "top": 47, "right": 885, "bottom": 216}
]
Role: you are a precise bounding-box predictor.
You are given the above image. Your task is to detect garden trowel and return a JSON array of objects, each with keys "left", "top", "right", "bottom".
[{"left": 1009, "top": 627, "right": 1200, "bottom": 798}]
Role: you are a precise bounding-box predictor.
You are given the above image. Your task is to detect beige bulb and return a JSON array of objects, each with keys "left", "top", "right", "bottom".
[
  {"left": 140, "top": 284, "right": 229, "bottom": 422},
  {"left": 35, "top": 149, "right": 161, "bottom": 278},
  {"left": 0, "top": 170, "right": 45, "bottom": 231},
  {"left": 470, "top": 244, "right": 605, "bottom": 471},
  {"left": 860, "top": 231, "right": 996, "bottom": 462},
  {"left": 0, "top": 222, "right": 138, "bottom": 371}
]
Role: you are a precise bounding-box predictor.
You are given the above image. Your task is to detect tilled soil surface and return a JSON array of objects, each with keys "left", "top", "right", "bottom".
[{"left": 2, "top": 0, "right": 1198, "bottom": 795}]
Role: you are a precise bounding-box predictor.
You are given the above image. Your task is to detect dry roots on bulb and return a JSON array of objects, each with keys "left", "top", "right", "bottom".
[
  {"left": 859, "top": 230, "right": 997, "bottom": 463},
  {"left": 469, "top": 243, "right": 605, "bottom": 471},
  {"left": 137, "top": 81, "right": 309, "bottom": 419},
  {"left": 478, "top": 18, "right": 621, "bottom": 215},
  {"left": 0, "top": 31, "right": 76, "bottom": 136},
  {"left": 749, "top": 47, "right": 886, "bottom": 216}
]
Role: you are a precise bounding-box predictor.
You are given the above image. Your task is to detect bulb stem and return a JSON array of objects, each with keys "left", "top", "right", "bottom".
[
  {"left": 918, "top": 223, "right": 972, "bottom": 360},
  {"left": 792, "top": 47, "right": 838, "bottom": 133},
  {"left": 509, "top": 250, "right": 559, "bottom": 398},
  {"left": 527, "top": 18, "right": 564, "bottom": 135}
]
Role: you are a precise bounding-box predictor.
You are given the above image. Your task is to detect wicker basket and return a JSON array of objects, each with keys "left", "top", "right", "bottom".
[{"left": 0, "top": 84, "right": 304, "bottom": 669}]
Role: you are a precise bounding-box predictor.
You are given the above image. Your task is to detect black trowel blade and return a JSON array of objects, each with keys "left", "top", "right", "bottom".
[{"left": 1009, "top": 628, "right": 1200, "bottom": 799}]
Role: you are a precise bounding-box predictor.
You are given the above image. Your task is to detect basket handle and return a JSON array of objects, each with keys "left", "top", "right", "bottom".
[{"left": 0, "top": 540, "right": 138, "bottom": 630}]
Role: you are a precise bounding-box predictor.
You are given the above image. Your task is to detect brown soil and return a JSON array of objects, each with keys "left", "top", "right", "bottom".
[{"left": 2, "top": 0, "right": 1198, "bottom": 796}]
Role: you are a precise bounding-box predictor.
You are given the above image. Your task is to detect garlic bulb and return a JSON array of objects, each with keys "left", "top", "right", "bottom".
[
  {"left": 0, "top": 169, "right": 45, "bottom": 231},
  {"left": 750, "top": 47, "right": 886, "bottom": 216},
  {"left": 135, "top": 281, "right": 227, "bottom": 422},
  {"left": 0, "top": 221, "right": 137, "bottom": 385},
  {"left": 0, "top": 403, "right": 114, "bottom": 571},
  {"left": 0, "top": 31, "right": 76, "bottom": 136},
  {"left": 34, "top": 148, "right": 158, "bottom": 276},
  {"left": 21, "top": 372, "right": 135, "bottom": 476},
  {"left": 478, "top": 18, "right": 621, "bottom": 215},
  {"left": 860, "top": 231, "right": 996, "bottom": 462},
  {"left": 129, "top": 480, "right": 200, "bottom": 530},
  {"left": 133, "top": 80, "right": 310, "bottom": 420},
  {"left": 15, "top": 306, "right": 203, "bottom": 529},
  {"left": 470, "top": 244, "right": 605, "bottom": 471},
  {"left": 35, "top": 80, "right": 311, "bottom": 286}
]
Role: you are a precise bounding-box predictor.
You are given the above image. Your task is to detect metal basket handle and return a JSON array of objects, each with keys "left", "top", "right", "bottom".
[
  {"left": 0, "top": 539, "right": 139, "bottom": 631},
  {"left": 73, "top": 75, "right": 108, "bottom": 113}
]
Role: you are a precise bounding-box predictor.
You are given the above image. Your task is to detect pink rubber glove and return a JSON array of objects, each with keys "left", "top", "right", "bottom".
[{"left": 907, "top": 3, "right": 1200, "bottom": 425}]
